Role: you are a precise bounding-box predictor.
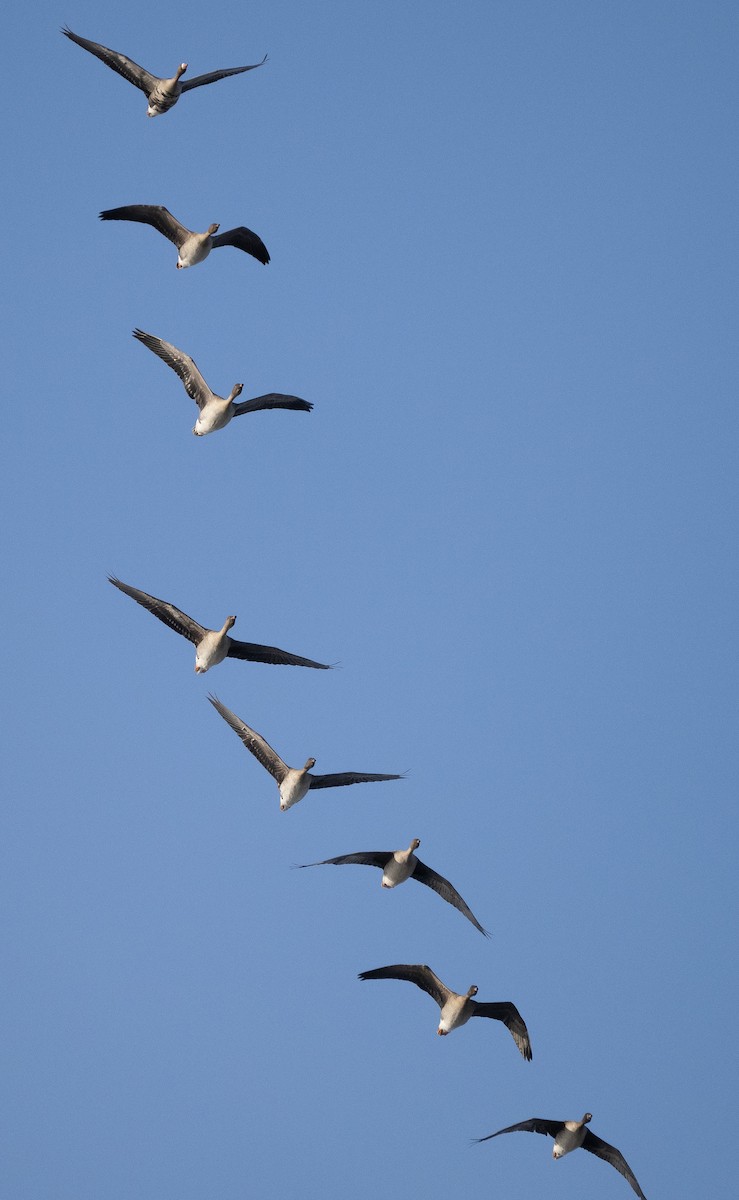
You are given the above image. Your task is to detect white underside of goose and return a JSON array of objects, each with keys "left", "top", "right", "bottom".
[
  {"left": 194, "top": 401, "right": 234, "bottom": 436},
  {"left": 278, "top": 771, "right": 312, "bottom": 811},
  {"left": 437, "top": 996, "right": 473, "bottom": 1035},
  {"left": 176, "top": 233, "right": 213, "bottom": 269},
  {"left": 553, "top": 1122, "right": 587, "bottom": 1158},
  {"left": 381, "top": 849, "right": 417, "bottom": 888},
  {"left": 194, "top": 632, "right": 230, "bottom": 673}
]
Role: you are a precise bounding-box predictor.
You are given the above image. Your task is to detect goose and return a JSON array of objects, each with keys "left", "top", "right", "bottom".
[
  {"left": 108, "top": 577, "right": 330, "bottom": 674},
  {"left": 296, "top": 839, "right": 489, "bottom": 935},
  {"left": 473, "top": 1113, "right": 647, "bottom": 1198},
  {"left": 132, "top": 330, "right": 312, "bottom": 436},
  {"left": 99, "top": 205, "right": 269, "bottom": 268},
  {"left": 62, "top": 27, "right": 266, "bottom": 117},
  {"left": 207, "top": 696, "right": 404, "bottom": 811},
  {"left": 358, "top": 964, "right": 531, "bottom": 1059}
]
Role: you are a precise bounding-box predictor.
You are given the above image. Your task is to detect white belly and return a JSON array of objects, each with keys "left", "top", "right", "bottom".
[
  {"left": 178, "top": 234, "right": 212, "bottom": 269},
  {"left": 279, "top": 773, "right": 311, "bottom": 811},
  {"left": 438, "top": 996, "right": 472, "bottom": 1034},
  {"left": 194, "top": 633, "right": 228, "bottom": 673},
  {"left": 194, "top": 401, "right": 233, "bottom": 436},
  {"left": 381, "top": 852, "right": 415, "bottom": 888}
]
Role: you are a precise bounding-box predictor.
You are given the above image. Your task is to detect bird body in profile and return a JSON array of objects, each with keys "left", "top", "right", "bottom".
[
  {"left": 358, "top": 964, "right": 531, "bottom": 1059},
  {"left": 207, "top": 697, "right": 404, "bottom": 811},
  {"left": 132, "top": 330, "right": 312, "bottom": 436},
  {"left": 62, "top": 27, "right": 267, "bottom": 117},
  {"left": 99, "top": 205, "right": 269, "bottom": 269},
  {"left": 474, "top": 1112, "right": 647, "bottom": 1198},
  {"left": 108, "top": 577, "right": 330, "bottom": 674},
  {"left": 297, "top": 839, "right": 489, "bottom": 934}
]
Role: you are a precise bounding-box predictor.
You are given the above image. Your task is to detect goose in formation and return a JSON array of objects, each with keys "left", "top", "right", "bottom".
[
  {"left": 108, "top": 577, "right": 330, "bottom": 674},
  {"left": 358, "top": 964, "right": 531, "bottom": 1059},
  {"left": 297, "top": 839, "right": 489, "bottom": 935},
  {"left": 207, "top": 696, "right": 404, "bottom": 811},
  {"left": 473, "top": 1113, "right": 647, "bottom": 1198},
  {"left": 132, "top": 330, "right": 313, "bottom": 436},
  {"left": 62, "top": 27, "right": 266, "bottom": 117},
  {"left": 99, "top": 205, "right": 269, "bottom": 269}
]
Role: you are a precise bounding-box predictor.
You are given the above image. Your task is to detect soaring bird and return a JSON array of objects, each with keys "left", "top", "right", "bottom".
[
  {"left": 473, "top": 1113, "right": 647, "bottom": 1199},
  {"left": 108, "top": 577, "right": 330, "bottom": 674},
  {"left": 358, "top": 964, "right": 531, "bottom": 1059},
  {"left": 62, "top": 26, "right": 266, "bottom": 117},
  {"left": 297, "top": 839, "right": 489, "bottom": 935},
  {"left": 207, "top": 696, "right": 404, "bottom": 811},
  {"left": 132, "top": 330, "right": 312, "bottom": 436},
  {"left": 99, "top": 205, "right": 269, "bottom": 269}
]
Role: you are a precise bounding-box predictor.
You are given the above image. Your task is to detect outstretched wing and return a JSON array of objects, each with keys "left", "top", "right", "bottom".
[
  {"left": 99, "top": 205, "right": 190, "bottom": 249},
  {"left": 296, "top": 851, "right": 391, "bottom": 870},
  {"left": 133, "top": 329, "right": 213, "bottom": 410},
  {"left": 181, "top": 55, "right": 268, "bottom": 91},
  {"left": 62, "top": 27, "right": 157, "bottom": 96},
  {"left": 411, "top": 859, "right": 489, "bottom": 936},
  {"left": 582, "top": 1131, "right": 647, "bottom": 1200},
  {"left": 233, "top": 393, "right": 313, "bottom": 417},
  {"left": 309, "top": 771, "right": 404, "bottom": 790},
  {"left": 108, "top": 576, "right": 206, "bottom": 645},
  {"left": 473, "top": 1117, "right": 562, "bottom": 1144},
  {"left": 471, "top": 1001, "right": 532, "bottom": 1061},
  {"left": 207, "top": 696, "right": 289, "bottom": 783},
  {"left": 209, "top": 226, "right": 270, "bottom": 264},
  {"left": 358, "top": 964, "right": 451, "bottom": 1009},
  {"left": 226, "top": 638, "right": 330, "bottom": 669}
]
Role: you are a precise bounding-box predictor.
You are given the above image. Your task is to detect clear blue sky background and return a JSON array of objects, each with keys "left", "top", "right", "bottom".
[{"left": 2, "top": 2, "right": 737, "bottom": 1197}]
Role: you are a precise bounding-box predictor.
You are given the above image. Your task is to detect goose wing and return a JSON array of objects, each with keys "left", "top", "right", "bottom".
[
  {"left": 207, "top": 696, "right": 289, "bottom": 783},
  {"left": 62, "top": 27, "right": 157, "bottom": 95},
  {"left": 358, "top": 964, "right": 451, "bottom": 1009},
  {"left": 99, "top": 205, "right": 190, "bottom": 248},
  {"left": 582, "top": 1131, "right": 647, "bottom": 1199},
  {"left": 209, "top": 226, "right": 270, "bottom": 264},
  {"left": 473, "top": 1117, "right": 562, "bottom": 1144},
  {"left": 108, "top": 576, "right": 206, "bottom": 644},
  {"left": 411, "top": 859, "right": 489, "bottom": 936},
  {"left": 308, "top": 770, "right": 404, "bottom": 790},
  {"left": 296, "top": 851, "right": 391, "bottom": 870},
  {"left": 471, "top": 1001, "right": 532, "bottom": 1060},
  {"left": 133, "top": 329, "right": 213, "bottom": 410},
  {"left": 232, "top": 393, "right": 313, "bottom": 417},
  {"left": 180, "top": 56, "right": 268, "bottom": 91},
  {"left": 225, "top": 638, "right": 330, "bottom": 669}
]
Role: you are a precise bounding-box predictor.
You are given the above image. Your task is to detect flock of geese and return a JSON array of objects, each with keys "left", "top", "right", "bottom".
[{"left": 63, "top": 25, "right": 648, "bottom": 1199}]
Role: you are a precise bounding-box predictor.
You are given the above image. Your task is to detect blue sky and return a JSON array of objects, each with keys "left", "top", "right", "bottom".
[{"left": 2, "top": 2, "right": 737, "bottom": 1196}]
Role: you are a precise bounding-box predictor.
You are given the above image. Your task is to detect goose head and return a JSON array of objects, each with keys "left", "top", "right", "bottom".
[
  {"left": 303, "top": 757, "right": 317, "bottom": 771},
  {"left": 230, "top": 384, "right": 244, "bottom": 400},
  {"left": 410, "top": 837, "right": 421, "bottom": 851},
  {"left": 466, "top": 985, "right": 478, "bottom": 999},
  {"left": 207, "top": 223, "right": 220, "bottom": 236},
  {"left": 223, "top": 615, "right": 237, "bottom": 633}
]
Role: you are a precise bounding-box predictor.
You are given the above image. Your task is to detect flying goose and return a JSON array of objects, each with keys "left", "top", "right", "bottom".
[
  {"left": 132, "top": 330, "right": 312, "bottom": 436},
  {"left": 358, "top": 964, "right": 531, "bottom": 1059},
  {"left": 99, "top": 205, "right": 269, "bottom": 269},
  {"left": 297, "top": 839, "right": 489, "bottom": 935},
  {"left": 207, "top": 696, "right": 404, "bottom": 811},
  {"left": 473, "top": 1113, "right": 647, "bottom": 1198},
  {"left": 62, "top": 27, "right": 266, "bottom": 117},
  {"left": 108, "top": 577, "right": 330, "bottom": 674}
]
